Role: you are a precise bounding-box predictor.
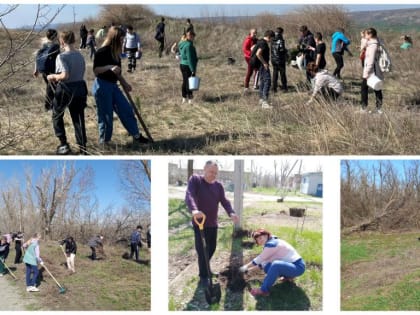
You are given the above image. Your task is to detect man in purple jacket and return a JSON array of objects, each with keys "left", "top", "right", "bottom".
[{"left": 185, "top": 160, "right": 240, "bottom": 285}]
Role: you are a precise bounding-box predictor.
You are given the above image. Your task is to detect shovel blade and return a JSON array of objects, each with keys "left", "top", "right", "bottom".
[{"left": 204, "top": 283, "right": 221, "bottom": 304}]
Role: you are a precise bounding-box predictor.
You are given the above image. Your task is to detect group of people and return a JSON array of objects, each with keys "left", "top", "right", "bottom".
[
  {"left": 185, "top": 160, "right": 306, "bottom": 298},
  {"left": 241, "top": 25, "right": 391, "bottom": 113},
  {"left": 33, "top": 24, "right": 150, "bottom": 155},
  {"left": 0, "top": 232, "right": 24, "bottom": 274},
  {"left": 0, "top": 227, "right": 148, "bottom": 293}
]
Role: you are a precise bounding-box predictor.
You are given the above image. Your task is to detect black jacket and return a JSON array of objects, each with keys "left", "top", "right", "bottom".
[
  {"left": 271, "top": 34, "right": 288, "bottom": 65},
  {"left": 299, "top": 31, "right": 316, "bottom": 61},
  {"left": 60, "top": 238, "right": 77, "bottom": 255},
  {"left": 0, "top": 242, "right": 9, "bottom": 260}
]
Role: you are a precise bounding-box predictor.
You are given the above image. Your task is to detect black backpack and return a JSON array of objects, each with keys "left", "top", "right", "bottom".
[
  {"left": 249, "top": 42, "right": 261, "bottom": 70},
  {"left": 35, "top": 43, "right": 60, "bottom": 74}
]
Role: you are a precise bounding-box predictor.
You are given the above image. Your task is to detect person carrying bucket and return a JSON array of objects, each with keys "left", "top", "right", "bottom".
[
  {"left": 178, "top": 29, "right": 198, "bottom": 105},
  {"left": 185, "top": 160, "right": 239, "bottom": 286},
  {"left": 23, "top": 233, "right": 44, "bottom": 292}
]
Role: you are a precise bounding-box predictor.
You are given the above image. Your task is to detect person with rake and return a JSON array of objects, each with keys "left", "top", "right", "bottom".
[
  {"left": 0, "top": 236, "right": 10, "bottom": 276},
  {"left": 239, "top": 228, "right": 306, "bottom": 297},
  {"left": 23, "top": 233, "right": 44, "bottom": 292}
]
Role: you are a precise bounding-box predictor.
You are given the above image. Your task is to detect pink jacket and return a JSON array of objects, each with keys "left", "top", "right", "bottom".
[{"left": 363, "top": 38, "right": 384, "bottom": 80}]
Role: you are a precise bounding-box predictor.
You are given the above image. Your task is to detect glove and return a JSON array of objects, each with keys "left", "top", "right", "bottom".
[
  {"left": 39, "top": 261, "right": 44, "bottom": 266},
  {"left": 239, "top": 265, "right": 248, "bottom": 273}
]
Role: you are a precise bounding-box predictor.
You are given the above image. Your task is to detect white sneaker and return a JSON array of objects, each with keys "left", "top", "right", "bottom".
[
  {"left": 243, "top": 87, "right": 249, "bottom": 94},
  {"left": 29, "top": 287, "right": 40, "bottom": 292},
  {"left": 356, "top": 108, "right": 368, "bottom": 114},
  {"left": 26, "top": 286, "right": 34, "bottom": 292},
  {"left": 376, "top": 109, "right": 383, "bottom": 114},
  {"left": 258, "top": 99, "right": 264, "bottom": 105},
  {"left": 182, "top": 98, "right": 187, "bottom": 104},
  {"left": 188, "top": 99, "right": 193, "bottom": 105},
  {"left": 261, "top": 101, "right": 272, "bottom": 109}
]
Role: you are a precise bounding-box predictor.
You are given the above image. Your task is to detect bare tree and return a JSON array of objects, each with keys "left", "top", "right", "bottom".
[{"left": 118, "top": 160, "right": 151, "bottom": 214}]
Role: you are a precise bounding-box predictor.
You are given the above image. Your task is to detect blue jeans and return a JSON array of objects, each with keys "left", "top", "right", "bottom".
[
  {"left": 25, "top": 263, "right": 39, "bottom": 287},
  {"left": 261, "top": 258, "right": 306, "bottom": 292},
  {"left": 92, "top": 78, "right": 140, "bottom": 143},
  {"left": 259, "top": 66, "right": 271, "bottom": 100}
]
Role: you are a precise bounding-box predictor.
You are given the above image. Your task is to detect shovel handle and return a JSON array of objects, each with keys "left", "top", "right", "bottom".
[{"left": 193, "top": 213, "right": 206, "bottom": 230}]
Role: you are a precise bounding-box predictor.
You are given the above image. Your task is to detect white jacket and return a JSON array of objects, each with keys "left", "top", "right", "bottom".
[
  {"left": 312, "top": 69, "right": 343, "bottom": 97},
  {"left": 363, "top": 38, "right": 384, "bottom": 80}
]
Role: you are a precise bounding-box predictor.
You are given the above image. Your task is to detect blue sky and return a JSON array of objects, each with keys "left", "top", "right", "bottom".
[
  {"left": 0, "top": 160, "right": 150, "bottom": 212},
  {"left": 2, "top": 4, "right": 420, "bottom": 28},
  {"left": 340, "top": 159, "right": 419, "bottom": 181}
]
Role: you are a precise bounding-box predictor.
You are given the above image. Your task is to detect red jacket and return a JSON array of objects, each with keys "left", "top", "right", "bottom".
[{"left": 242, "top": 35, "right": 256, "bottom": 61}]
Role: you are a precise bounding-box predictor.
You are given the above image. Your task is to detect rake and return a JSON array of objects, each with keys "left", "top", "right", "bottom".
[
  {"left": 42, "top": 263, "right": 67, "bottom": 294},
  {"left": 3, "top": 261, "right": 17, "bottom": 280}
]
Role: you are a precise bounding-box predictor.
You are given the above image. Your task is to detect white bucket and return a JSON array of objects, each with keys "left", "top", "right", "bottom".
[
  {"left": 188, "top": 76, "right": 200, "bottom": 91},
  {"left": 367, "top": 75, "right": 383, "bottom": 91}
]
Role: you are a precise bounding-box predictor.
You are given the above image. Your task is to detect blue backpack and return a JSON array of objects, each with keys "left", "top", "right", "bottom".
[{"left": 35, "top": 43, "right": 60, "bottom": 74}]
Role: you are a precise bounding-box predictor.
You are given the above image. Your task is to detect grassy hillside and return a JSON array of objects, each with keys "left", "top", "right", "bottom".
[
  {"left": 341, "top": 232, "right": 419, "bottom": 310},
  {"left": 2, "top": 7, "right": 420, "bottom": 154},
  {"left": 3, "top": 240, "right": 150, "bottom": 310}
]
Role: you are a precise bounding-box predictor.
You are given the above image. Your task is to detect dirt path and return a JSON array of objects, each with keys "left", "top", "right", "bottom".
[{"left": 0, "top": 275, "right": 40, "bottom": 310}]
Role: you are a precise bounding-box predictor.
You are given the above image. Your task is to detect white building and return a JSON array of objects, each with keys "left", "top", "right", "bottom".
[{"left": 300, "top": 172, "right": 323, "bottom": 197}]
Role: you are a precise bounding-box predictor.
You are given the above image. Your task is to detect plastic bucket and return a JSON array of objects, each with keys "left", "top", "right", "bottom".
[
  {"left": 367, "top": 75, "right": 383, "bottom": 91},
  {"left": 188, "top": 76, "right": 200, "bottom": 91}
]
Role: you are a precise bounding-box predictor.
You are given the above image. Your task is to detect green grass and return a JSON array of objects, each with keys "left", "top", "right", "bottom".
[
  {"left": 168, "top": 198, "right": 190, "bottom": 229},
  {"left": 341, "top": 232, "right": 419, "bottom": 310}
]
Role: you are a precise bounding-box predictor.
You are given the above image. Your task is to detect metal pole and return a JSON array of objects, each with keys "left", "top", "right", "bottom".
[{"left": 233, "top": 160, "right": 244, "bottom": 230}]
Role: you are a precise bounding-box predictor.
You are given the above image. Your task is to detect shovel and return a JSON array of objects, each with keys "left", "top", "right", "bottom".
[
  {"left": 193, "top": 214, "right": 222, "bottom": 305},
  {"left": 121, "top": 85, "right": 154, "bottom": 143},
  {"left": 42, "top": 263, "right": 67, "bottom": 294},
  {"left": 2, "top": 260, "right": 17, "bottom": 280}
]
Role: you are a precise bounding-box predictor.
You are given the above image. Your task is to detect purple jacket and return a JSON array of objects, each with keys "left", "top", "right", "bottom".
[{"left": 185, "top": 174, "right": 234, "bottom": 227}]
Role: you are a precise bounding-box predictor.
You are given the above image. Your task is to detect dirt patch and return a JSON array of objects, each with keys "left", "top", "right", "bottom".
[{"left": 342, "top": 247, "right": 420, "bottom": 297}]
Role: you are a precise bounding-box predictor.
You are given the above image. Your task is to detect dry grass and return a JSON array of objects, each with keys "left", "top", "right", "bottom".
[{"left": 2, "top": 8, "right": 420, "bottom": 155}]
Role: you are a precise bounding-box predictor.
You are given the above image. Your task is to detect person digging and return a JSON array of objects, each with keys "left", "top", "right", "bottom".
[
  {"left": 88, "top": 235, "right": 104, "bottom": 260},
  {"left": 239, "top": 228, "right": 305, "bottom": 297}
]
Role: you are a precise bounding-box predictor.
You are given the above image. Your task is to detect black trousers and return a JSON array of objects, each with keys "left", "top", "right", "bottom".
[
  {"left": 126, "top": 48, "right": 138, "bottom": 70},
  {"left": 15, "top": 244, "right": 22, "bottom": 264},
  {"left": 130, "top": 243, "right": 139, "bottom": 261},
  {"left": 193, "top": 225, "right": 217, "bottom": 279},
  {"left": 157, "top": 39, "right": 164, "bottom": 57},
  {"left": 90, "top": 247, "right": 96, "bottom": 260},
  {"left": 332, "top": 52, "right": 344, "bottom": 78},
  {"left": 180, "top": 64, "right": 193, "bottom": 99},
  {"left": 52, "top": 83, "right": 87, "bottom": 149},
  {"left": 42, "top": 73, "right": 56, "bottom": 111},
  {"left": 361, "top": 78, "right": 383, "bottom": 109},
  {"left": 272, "top": 62, "right": 287, "bottom": 91}
]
